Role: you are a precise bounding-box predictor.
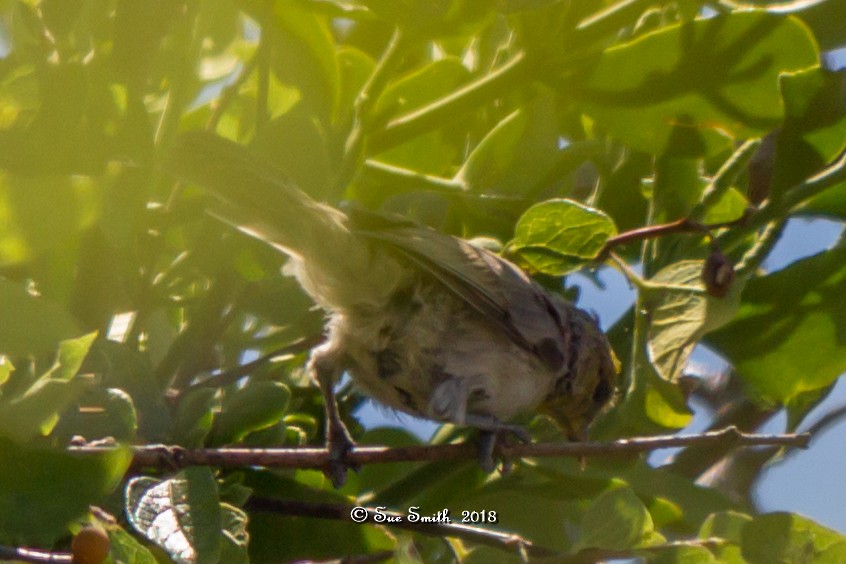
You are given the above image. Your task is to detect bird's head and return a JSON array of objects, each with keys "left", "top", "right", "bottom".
[{"left": 540, "top": 307, "right": 620, "bottom": 441}]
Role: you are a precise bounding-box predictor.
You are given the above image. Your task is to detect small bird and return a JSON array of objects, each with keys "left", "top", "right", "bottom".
[{"left": 167, "top": 132, "right": 618, "bottom": 485}]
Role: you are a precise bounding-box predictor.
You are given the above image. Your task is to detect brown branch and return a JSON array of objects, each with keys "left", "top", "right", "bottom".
[
  {"left": 600, "top": 214, "right": 750, "bottom": 258},
  {"left": 664, "top": 401, "right": 777, "bottom": 479},
  {"left": 244, "top": 498, "right": 551, "bottom": 558},
  {"left": 71, "top": 426, "right": 809, "bottom": 472}
]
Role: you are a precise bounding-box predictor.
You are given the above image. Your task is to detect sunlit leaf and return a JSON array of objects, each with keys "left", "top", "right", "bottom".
[
  {"left": 579, "top": 12, "right": 819, "bottom": 155},
  {"left": 702, "top": 187, "right": 749, "bottom": 224},
  {"left": 757, "top": 0, "right": 846, "bottom": 50},
  {"left": 644, "top": 261, "right": 742, "bottom": 382},
  {"left": 511, "top": 199, "right": 617, "bottom": 275},
  {"left": 126, "top": 467, "right": 223, "bottom": 564}
]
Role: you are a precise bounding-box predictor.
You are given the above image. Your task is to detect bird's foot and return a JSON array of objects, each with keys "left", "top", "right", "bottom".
[
  {"left": 466, "top": 415, "right": 531, "bottom": 474},
  {"left": 324, "top": 418, "right": 359, "bottom": 488}
]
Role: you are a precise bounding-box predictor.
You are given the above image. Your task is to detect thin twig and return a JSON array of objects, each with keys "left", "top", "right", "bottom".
[
  {"left": 600, "top": 215, "right": 749, "bottom": 258},
  {"left": 664, "top": 402, "right": 776, "bottom": 478},
  {"left": 245, "top": 498, "right": 551, "bottom": 558},
  {"left": 72, "top": 427, "right": 809, "bottom": 472}
]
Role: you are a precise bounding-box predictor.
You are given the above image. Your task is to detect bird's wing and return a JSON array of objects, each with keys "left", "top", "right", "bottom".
[{"left": 348, "top": 206, "right": 569, "bottom": 370}]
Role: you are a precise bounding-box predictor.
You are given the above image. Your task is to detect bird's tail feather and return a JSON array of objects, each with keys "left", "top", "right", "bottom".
[{"left": 166, "top": 132, "right": 405, "bottom": 310}]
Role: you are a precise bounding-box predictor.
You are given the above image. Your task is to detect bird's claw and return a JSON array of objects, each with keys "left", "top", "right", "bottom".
[{"left": 474, "top": 423, "right": 531, "bottom": 474}]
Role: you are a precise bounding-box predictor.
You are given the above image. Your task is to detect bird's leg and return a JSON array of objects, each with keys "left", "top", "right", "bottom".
[{"left": 309, "top": 346, "right": 357, "bottom": 487}]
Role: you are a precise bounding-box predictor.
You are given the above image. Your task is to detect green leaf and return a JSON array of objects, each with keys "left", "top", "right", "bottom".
[
  {"left": 579, "top": 12, "right": 819, "bottom": 155},
  {"left": 700, "top": 511, "right": 753, "bottom": 543},
  {"left": 576, "top": 485, "right": 654, "bottom": 551},
  {"left": 460, "top": 469, "right": 599, "bottom": 552},
  {"left": 0, "top": 436, "right": 130, "bottom": 545},
  {"left": 0, "top": 332, "right": 97, "bottom": 440},
  {"left": 0, "top": 379, "right": 84, "bottom": 440},
  {"left": 172, "top": 387, "right": 218, "bottom": 447},
  {"left": 0, "top": 278, "right": 80, "bottom": 357},
  {"left": 126, "top": 467, "right": 224, "bottom": 564},
  {"left": 741, "top": 512, "right": 846, "bottom": 563},
  {"left": 598, "top": 310, "right": 694, "bottom": 432},
  {"left": 702, "top": 187, "right": 748, "bottom": 224},
  {"left": 645, "top": 261, "right": 742, "bottom": 382},
  {"left": 643, "top": 370, "right": 695, "bottom": 429},
  {"left": 706, "top": 243, "right": 846, "bottom": 403},
  {"left": 371, "top": 57, "right": 470, "bottom": 175},
  {"left": 511, "top": 198, "right": 617, "bottom": 275},
  {"left": 51, "top": 331, "right": 97, "bottom": 381},
  {"left": 698, "top": 511, "right": 752, "bottom": 564},
  {"left": 211, "top": 381, "right": 291, "bottom": 446},
  {"left": 107, "top": 525, "right": 158, "bottom": 564},
  {"left": 373, "top": 57, "right": 470, "bottom": 124},
  {"left": 458, "top": 89, "right": 561, "bottom": 195},
  {"left": 219, "top": 503, "right": 250, "bottom": 563},
  {"left": 760, "top": 0, "right": 846, "bottom": 50}
]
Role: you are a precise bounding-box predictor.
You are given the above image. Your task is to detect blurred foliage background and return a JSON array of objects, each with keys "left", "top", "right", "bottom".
[{"left": 1, "top": 0, "right": 846, "bottom": 562}]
